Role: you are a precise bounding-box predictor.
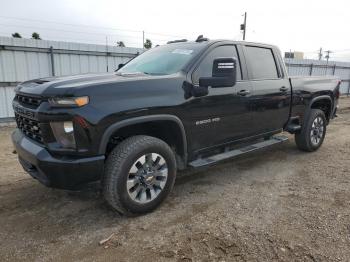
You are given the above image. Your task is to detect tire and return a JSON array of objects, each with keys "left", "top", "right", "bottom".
[
  {"left": 295, "top": 109, "right": 327, "bottom": 152},
  {"left": 103, "top": 135, "right": 176, "bottom": 216}
]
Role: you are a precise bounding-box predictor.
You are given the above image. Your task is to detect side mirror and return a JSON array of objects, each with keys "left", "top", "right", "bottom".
[
  {"left": 199, "top": 58, "right": 237, "bottom": 88},
  {"left": 182, "top": 81, "right": 208, "bottom": 99},
  {"left": 114, "top": 63, "right": 125, "bottom": 72}
]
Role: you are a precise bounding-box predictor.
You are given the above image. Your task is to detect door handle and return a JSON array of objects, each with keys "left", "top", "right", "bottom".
[
  {"left": 280, "top": 86, "right": 288, "bottom": 92},
  {"left": 237, "top": 90, "right": 250, "bottom": 96}
]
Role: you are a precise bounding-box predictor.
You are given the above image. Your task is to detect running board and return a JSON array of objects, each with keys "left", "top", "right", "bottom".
[{"left": 189, "top": 135, "right": 288, "bottom": 168}]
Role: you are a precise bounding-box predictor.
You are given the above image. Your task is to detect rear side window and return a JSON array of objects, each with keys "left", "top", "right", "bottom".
[
  {"left": 245, "top": 46, "right": 279, "bottom": 80},
  {"left": 192, "top": 45, "right": 242, "bottom": 84}
]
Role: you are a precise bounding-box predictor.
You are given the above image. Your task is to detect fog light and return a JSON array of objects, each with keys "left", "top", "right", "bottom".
[
  {"left": 64, "top": 121, "right": 74, "bottom": 133},
  {"left": 50, "top": 122, "right": 76, "bottom": 149}
]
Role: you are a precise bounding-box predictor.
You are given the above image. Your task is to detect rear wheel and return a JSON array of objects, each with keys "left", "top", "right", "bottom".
[
  {"left": 103, "top": 135, "right": 176, "bottom": 216},
  {"left": 295, "top": 109, "right": 326, "bottom": 152}
]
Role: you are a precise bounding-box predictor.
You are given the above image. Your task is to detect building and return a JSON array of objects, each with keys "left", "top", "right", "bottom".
[{"left": 285, "top": 51, "right": 304, "bottom": 59}]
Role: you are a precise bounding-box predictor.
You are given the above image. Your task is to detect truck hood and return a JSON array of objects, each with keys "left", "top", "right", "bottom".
[{"left": 15, "top": 72, "right": 176, "bottom": 97}]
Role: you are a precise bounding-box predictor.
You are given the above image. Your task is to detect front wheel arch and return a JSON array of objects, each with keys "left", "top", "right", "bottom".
[{"left": 98, "top": 115, "right": 188, "bottom": 165}]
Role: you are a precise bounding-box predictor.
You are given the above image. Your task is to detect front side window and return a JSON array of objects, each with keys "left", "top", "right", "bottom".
[
  {"left": 245, "top": 46, "right": 279, "bottom": 80},
  {"left": 117, "top": 43, "right": 205, "bottom": 76},
  {"left": 192, "top": 45, "right": 242, "bottom": 84}
]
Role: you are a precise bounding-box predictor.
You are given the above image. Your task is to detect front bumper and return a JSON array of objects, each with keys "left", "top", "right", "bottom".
[{"left": 12, "top": 129, "right": 105, "bottom": 189}]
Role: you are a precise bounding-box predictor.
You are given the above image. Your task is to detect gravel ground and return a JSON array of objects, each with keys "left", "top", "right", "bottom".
[{"left": 0, "top": 98, "right": 349, "bottom": 262}]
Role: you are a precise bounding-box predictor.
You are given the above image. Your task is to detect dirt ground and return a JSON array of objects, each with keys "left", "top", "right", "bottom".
[{"left": 0, "top": 98, "right": 349, "bottom": 262}]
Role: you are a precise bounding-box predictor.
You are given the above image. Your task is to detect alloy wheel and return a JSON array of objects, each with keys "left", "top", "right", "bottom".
[{"left": 126, "top": 153, "right": 168, "bottom": 203}]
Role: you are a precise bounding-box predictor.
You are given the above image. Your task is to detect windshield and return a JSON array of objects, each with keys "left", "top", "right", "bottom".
[{"left": 117, "top": 43, "right": 204, "bottom": 76}]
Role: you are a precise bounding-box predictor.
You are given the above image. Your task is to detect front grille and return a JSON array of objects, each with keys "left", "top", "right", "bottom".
[
  {"left": 15, "top": 94, "right": 42, "bottom": 108},
  {"left": 15, "top": 113, "right": 43, "bottom": 143}
]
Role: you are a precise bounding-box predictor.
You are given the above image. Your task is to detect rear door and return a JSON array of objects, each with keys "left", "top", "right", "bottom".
[{"left": 243, "top": 45, "right": 291, "bottom": 134}]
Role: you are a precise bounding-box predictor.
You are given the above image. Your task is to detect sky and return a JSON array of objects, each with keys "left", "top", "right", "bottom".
[{"left": 0, "top": 0, "right": 349, "bottom": 61}]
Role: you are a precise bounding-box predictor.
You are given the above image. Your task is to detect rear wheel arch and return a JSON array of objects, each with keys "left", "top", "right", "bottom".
[
  {"left": 99, "top": 115, "right": 188, "bottom": 167},
  {"left": 309, "top": 95, "right": 333, "bottom": 121}
]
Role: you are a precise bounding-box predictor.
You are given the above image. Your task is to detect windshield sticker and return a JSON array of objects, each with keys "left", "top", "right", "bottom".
[{"left": 172, "top": 49, "right": 193, "bottom": 55}]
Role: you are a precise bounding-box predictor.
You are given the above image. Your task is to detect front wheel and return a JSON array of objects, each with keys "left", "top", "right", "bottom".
[
  {"left": 295, "top": 109, "right": 327, "bottom": 152},
  {"left": 103, "top": 135, "right": 176, "bottom": 216}
]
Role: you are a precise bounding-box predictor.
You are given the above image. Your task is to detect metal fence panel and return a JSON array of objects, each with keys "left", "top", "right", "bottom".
[
  {"left": 0, "top": 36, "right": 143, "bottom": 119},
  {"left": 0, "top": 36, "right": 142, "bottom": 82},
  {"left": 0, "top": 86, "right": 15, "bottom": 119},
  {"left": 285, "top": 58, "right": 350, "bottom": 95}
]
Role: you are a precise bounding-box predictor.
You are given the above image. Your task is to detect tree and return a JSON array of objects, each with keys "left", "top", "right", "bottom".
[
  {"left": 12, "top": 32, "right": 22, "bottom": 38},
  {"left": 144, "top": 39, "right": 152, "bottom": 49},
  {"left": 31, "top": 32, "right": 41, "bottom": 40},
  {"left": 116, "top": 41, "right": 125, "bottom": 47}
]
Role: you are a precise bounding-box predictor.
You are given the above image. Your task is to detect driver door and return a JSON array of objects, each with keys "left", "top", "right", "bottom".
[{"left": 184, "top": 44, "right": 254, "bottom": 154}]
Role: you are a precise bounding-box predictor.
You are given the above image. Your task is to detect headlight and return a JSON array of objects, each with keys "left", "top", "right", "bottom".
[
  {"left": 48, "top": 96, "right": 89, "bottom": 107},
  {"left": 50, "top": 121, "right": 76, "bottom": 148}
]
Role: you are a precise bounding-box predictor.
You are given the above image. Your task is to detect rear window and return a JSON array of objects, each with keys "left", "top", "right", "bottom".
[{"left": 245, "top": 46, "right": 279, "bottom": 80}]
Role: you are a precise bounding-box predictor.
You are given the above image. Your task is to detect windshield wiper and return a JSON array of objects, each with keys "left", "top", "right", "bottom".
[
  {"left": 142, "top": 72, "right": 167, "bottom": 76},
  {"left": 116, "top": 71, "right": 166, "bottom": 76},
  {"left": 116, "top": 71, "right": 146, "bottom": 76}
]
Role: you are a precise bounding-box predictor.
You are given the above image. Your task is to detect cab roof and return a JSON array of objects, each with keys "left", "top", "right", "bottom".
[{"left": 166, "top": 38, "right": 279, "bottom": 50}]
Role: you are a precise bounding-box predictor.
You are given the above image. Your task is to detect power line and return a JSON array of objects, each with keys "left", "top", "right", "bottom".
[
  {"left": 0, "top": 30, "right": 143, "bottom": 47},
  {"left": 0, "top": 15, "right": 187, "bottom": 38},
  {"left": 0, "top": 19, "right": 188, "bottom": 48},
  {"left": 0, "top": 24, "right": 179, "bottom": 46},
  {"left": 0, "top": 23, "right": 143, "bottom": 39},
  {"left": 330, "top": 49, "right": 350, "bottom": 53},
  {"left": 0, "top": 15, "right": 143, "bottom": 33}
]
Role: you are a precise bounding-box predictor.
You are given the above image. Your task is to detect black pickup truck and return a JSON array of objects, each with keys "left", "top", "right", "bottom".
[{"left": 12, "top": 36, "right": 341, "bottom": 215}]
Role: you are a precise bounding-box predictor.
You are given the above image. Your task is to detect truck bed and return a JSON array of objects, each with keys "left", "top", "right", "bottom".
[
  {"left": 290, "top": 75, "right": 339, "bottom": 92},
  {"left": 289, "top": 75, "right": 340, "bottom": 122}
]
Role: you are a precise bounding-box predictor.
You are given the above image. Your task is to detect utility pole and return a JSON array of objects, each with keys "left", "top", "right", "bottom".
[
  {"left": 325, "top": 50, "right": 332, "bottom": 63},
  {"left": 142, "top": 31, "right": 145, "bottom": 49},
  {"left": 105, "top": 36, "right": 109, "bottom": 72},
  {"left": 318, "top": 47, "right": 323, "bottom": 60},
  {"left": 240, "top": 12, "right": 247, "bottom": 41}
]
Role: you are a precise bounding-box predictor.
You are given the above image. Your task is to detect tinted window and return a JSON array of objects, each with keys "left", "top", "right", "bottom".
[
  {"left": 245, "top": 46, "right": 278, "bottom": 79},
  {"left": 192, "top": 45, "right": 242, "bottom": 83}
]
